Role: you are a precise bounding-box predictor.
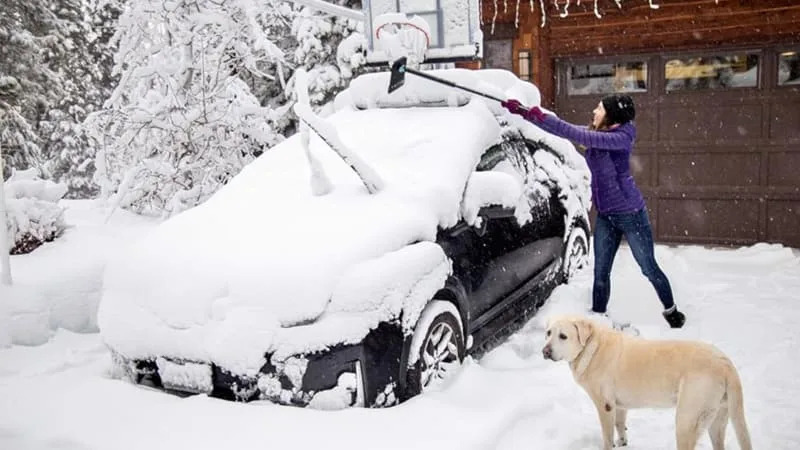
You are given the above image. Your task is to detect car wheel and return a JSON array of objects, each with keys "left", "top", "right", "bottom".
[
  {"left": 402, "top": 300, "right": 465, "bottom": 399},
  {"left": 563, "top": 224, "right": 590, "bottom": 281}
]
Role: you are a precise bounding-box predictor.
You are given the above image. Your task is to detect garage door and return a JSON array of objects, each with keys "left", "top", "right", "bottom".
[{"left": 554, "top": 47, "right": 800, "bottom": 248}]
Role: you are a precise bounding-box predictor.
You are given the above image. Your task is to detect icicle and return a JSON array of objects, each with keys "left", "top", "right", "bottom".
[
  {"left": 593, "top": 0, "right": 601, "bottom": 18},
  {"left": 480, "top": 0, "right": 484, "bottom": 25},
  {"left": 614, "top": 0, "right": 622, "bottom": 8},
  {"left": 648, "top": 0, "right": 660, "bottom": 9},
  {"left": 504, "top": 0, "right": 508, "bottom": 14},
  {"left": 492, "top": 0, "right": 498, "bottom": 34},
  {"left": 540, "top": 0, "right": 546, "bottom": 27},
  {"left": 515, "top": 0, "right": 520, "bottom": 28},
  {"left": 560, "top": 0, "right": 570, "bottom": 18},
  {"left": 530, "top": 0, "right": 534, "bottom": 13}
]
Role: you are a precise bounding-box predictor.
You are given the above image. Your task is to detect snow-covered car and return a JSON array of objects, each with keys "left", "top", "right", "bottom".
[{"left": 98, "top": 68, "right": 592, "bottom": 409}]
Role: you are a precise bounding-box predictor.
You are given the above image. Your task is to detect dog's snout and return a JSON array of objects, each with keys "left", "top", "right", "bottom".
[{"left": 542, "top": 345, "right": 553, "bottom": 360}]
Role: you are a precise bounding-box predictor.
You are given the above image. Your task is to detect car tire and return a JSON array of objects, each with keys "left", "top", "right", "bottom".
[
  {"left": 400, "top": 300, "right": 465, "bottom": 400},
  {"left": 563, "top": 223, "right": 590, "bottom": 281}
]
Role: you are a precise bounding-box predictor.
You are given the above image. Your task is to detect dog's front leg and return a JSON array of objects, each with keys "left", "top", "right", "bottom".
[
  {"left": 588, "top": 391, "right": 616, "bottom": 450},
  {"left": 615, "top": 408, "right": 628, "bottom": 447}
]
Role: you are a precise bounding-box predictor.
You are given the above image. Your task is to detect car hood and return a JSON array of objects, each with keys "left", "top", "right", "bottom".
[{"left": 98, "top": 100, "right": 501, "bottom": 372}]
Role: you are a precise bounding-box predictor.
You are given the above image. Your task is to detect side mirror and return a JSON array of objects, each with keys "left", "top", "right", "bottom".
[{"left": 462, "top": 171, "right": 523, "bottom": 226}]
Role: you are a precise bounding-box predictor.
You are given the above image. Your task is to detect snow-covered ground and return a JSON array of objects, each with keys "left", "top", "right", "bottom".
[
  {"left": 0, "top": 201, "right": 157, "bottom": 346},
  {"left": 1, "top": 200, "right": 799, "bottom": 449}
]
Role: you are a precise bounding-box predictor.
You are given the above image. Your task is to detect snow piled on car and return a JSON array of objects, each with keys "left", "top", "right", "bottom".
[
  {"left": 98, "top": 68, "right": 590, "bottom": 377},
  {"left": 99, "top": 100, "right": 499, "bottom": 374},
  {"left": 341, "top": 68, "right": 590, "bottom": 234}
]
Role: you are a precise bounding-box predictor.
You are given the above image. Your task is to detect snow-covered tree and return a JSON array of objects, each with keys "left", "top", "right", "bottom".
[
  {"left": 0, "top": 79, "right": 40, "bottom": 180},
  {"left": 86, "top": 0, "right": 290, "bottom": 216},
  {"left": 3, "top": 168, "right": 67, "bottom": 255},
  {"left": 0, "top": 0, "right": 76, "bottom": 176},
  {"left": 41, "top": 0, "right": 125, "bottom": 199},
  {"left": 1, "top": 0, "right": 119, "bottom": 198},
  {"left": 1, "top": 0, "right": 70, "bottom": 278},
  {"left": 233, "top": 1, "right": 297, "bottom": 135},
  {"left": 287, "top": 1, "right": 368, "bottom": 111}
]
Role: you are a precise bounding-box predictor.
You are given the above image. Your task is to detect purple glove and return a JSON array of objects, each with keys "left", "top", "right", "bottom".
[
  {"left": 526, "top": 105, "right": 546, "bottom": 122},
  {"left": 501, "top": 99, "right": 547, "bottom": 122},
  {"left": 501, "top": 99, "right": 526, "bottom": 116}
]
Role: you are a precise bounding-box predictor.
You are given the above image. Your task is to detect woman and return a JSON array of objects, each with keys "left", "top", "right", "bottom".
[{"left": 502, "top": 94, "right": 685, "bottom": 328}]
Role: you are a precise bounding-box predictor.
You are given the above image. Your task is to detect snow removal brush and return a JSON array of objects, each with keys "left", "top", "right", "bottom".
[{"left": 388, "top": 56, "right": 529, "bottom": 113}]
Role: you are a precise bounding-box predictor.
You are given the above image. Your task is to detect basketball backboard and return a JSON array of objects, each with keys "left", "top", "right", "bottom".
[{"left": 363, "top": 0, "right": 483, "bottom": 66}]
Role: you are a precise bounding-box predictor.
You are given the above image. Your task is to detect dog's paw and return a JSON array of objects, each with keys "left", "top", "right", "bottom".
[{"left": 614, "top": 437, "right": 628, "bottom": 447}]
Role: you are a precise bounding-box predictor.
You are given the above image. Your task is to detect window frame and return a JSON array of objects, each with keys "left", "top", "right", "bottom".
[
  {"left": 401, "top": 0, "right": 444, "bottom": 48},
  {"left": 776, "top": 47, "right": 800, "bottom": 89},
  {"left": 662, "top": 50, "right": 762, "bottom": 93},
  {"left": 518, "top": 50, "right": 532, "bottom": 82},
  {"left": 564, "top": 59, "right": 650, "bottom": 97}
]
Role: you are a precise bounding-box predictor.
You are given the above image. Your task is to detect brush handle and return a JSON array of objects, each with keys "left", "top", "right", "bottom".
[{"left": 404, "top": 67, "right": 525, "bottom": 110}]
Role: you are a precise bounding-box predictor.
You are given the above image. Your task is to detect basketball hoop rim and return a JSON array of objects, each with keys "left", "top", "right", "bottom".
[{"left": 375, "top": 21, "right": 431, "bottom": 48}]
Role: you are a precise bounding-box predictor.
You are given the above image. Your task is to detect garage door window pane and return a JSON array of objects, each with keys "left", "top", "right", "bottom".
[
  {"left": 778, "top": 51, "right": 800, "bottom": 86},
  {"left": 665, "top": 54, "right": 759, "bottom": 92},
  {"left": 567, "top": 62, "right": 647, "bottom": 96}
]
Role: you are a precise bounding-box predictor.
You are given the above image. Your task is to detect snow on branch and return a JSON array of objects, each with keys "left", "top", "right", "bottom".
[
  {"left": 286, "top": 0, "right": 365, "bottom": 21},
  {"left": 87, "top": 0, "right": 289, "bottom": 217},
  {"left": 3, "top": 169, "right": 67, "bottom": 254}
]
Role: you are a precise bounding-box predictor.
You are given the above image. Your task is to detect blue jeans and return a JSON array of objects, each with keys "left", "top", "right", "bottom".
[{"left": 592, "top": 208, "right": 675, "bottom": 313}]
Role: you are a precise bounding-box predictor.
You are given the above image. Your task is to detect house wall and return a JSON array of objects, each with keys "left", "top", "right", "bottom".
[
  {"left": 475, "top": 0, "right": 800, "bottom": 247},
  {"left": 480, "top": 0, "right": 800, "bottom": 106}
]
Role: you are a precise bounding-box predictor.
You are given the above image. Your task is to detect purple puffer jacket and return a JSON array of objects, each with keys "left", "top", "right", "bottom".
[{"left": 533, "top": 114, "right": 645, "bottom": 214}]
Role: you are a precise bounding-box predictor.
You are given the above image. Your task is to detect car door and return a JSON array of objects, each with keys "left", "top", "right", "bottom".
[{"left": 439, "top": 136, "right": 567, "bottom": 330}]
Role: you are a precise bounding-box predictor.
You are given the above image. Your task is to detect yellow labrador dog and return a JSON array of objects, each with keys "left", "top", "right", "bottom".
[{"left": 542, "top": 315, "right": 752, "bottom": 450}]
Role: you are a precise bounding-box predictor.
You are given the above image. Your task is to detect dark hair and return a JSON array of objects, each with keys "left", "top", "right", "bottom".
[{"left": 601, "top": 94, "right": 636, "bottom": 126}]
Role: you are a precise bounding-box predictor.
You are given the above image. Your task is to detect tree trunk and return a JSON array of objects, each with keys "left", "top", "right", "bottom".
[{"left": 0, "top": 140, "right": 12, "bottom": 285}]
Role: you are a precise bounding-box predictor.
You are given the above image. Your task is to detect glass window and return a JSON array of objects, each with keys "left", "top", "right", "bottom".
[
  {"left": 400, "top": 0, "right": 436, "bottom": 11},
  {"left": 518, "top": 50, "right": 531, "bottom": 81},
  {"left": 665, "top": 53, "right": 759, "bottom": 92},
  {"left": 399, "top": 0, "right": 441, "bottom": 48},
  {"left": 567, "top": 61, "right": 647, "bottom": 96},
  {"left": 477, "top": 139, "right": 531, "bottom": 175},
  {"left": 778, "top": 51, "right": 800, "bottom": 86},
  {"left": 414, "top": 12, "right": 440, "bottom": 48}
]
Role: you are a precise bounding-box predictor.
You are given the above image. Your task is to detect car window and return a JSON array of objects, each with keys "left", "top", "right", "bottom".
[
  {"left": 475, "top": 136, "right": 555, "bottom": 219},
  {"left": 476, "top": 137, "right": 533, "bottom": 179}
]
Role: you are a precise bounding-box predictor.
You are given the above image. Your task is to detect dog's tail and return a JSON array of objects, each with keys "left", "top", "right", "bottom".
[{"left": 726, "top": 367, "right": 753, "bottom": 450}]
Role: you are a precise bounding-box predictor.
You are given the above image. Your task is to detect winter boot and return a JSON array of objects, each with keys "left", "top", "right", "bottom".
[{"left": 663, "top": 305, "right": 686, "bottom": 328}]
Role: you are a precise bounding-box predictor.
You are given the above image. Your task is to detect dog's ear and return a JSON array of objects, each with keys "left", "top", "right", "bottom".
[{"left": 573, "top": 319, "right": 594, "bottom": 346}]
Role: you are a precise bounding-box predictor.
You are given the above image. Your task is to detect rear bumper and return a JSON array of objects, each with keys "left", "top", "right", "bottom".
[{"left": 112, "top": 321, "right": 407, "bottom": 408}]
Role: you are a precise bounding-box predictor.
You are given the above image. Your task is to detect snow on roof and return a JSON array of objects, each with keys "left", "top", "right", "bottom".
[{"left": 98, "top": 68, "right": 587, "bottom": 375}]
